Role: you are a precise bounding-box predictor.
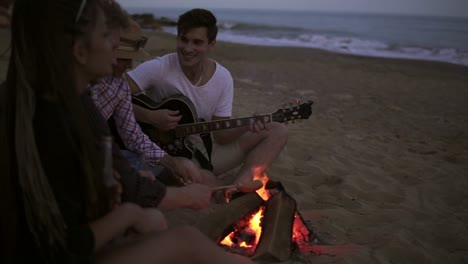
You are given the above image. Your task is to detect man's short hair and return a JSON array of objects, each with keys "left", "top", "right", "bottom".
[{"left": 177, "top": 8, "right": 218, "bottom": 43}]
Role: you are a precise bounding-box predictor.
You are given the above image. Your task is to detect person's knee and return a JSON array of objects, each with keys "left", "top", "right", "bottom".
[{"left": 269, "top": 122, "right": 288, "bottom": 145}]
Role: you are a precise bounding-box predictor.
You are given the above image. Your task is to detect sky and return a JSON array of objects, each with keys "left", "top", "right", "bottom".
[{"left": 116, "top": 0, "right": 468, "bottom": 18}]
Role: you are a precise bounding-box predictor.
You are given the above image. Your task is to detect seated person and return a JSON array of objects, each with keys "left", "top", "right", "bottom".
[{"left": 126, "top": 9, "right": 288, "bottom": 190}]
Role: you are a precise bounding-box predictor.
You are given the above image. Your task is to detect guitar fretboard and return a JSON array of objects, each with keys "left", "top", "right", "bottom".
[{"left": 175, "top": 114, "right": 272, "bottom": 137}]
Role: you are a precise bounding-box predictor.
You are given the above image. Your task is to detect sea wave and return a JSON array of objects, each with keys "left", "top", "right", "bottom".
[
  {"left": 162, "top": 26, "right": 468, "bottom": 66},
  {"left": 217, "top": 21, "right": 303, "bottom": 32}
]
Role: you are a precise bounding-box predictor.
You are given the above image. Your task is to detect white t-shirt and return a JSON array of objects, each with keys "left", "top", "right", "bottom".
[{"left": 127, "top": 53, "right": 234, "bottom": 121}]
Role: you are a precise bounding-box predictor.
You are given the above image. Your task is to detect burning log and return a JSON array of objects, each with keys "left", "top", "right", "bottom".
[
  {"left": 251, "top": 189, "right": 297, "bottom": 262},
  {"left": 196, "top": 192, "right": 264, "bottom": 242}
]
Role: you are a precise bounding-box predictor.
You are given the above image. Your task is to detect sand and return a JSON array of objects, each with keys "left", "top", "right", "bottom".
[{"left": 2, "top": 29, "right": 467, "bottom": 263}]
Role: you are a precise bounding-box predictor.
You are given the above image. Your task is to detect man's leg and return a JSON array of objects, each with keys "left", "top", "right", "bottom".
[
  {"left": 234, "top": 122, "right": 288, "bottom": 184},
  {"left": 193, "top": 121, "right": 287, "bottom": 186}
]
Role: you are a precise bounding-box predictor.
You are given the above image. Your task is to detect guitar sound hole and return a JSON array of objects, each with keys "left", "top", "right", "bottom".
[
  {"left": 174, "top": 139, "right": 182, "bottom": 148},
  {"left": 167, "top": 145, "right": 175, "bottom": 151}
]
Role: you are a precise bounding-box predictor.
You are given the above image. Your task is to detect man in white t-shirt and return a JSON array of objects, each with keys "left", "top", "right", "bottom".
[{"left": 126, "top": 9, "right": 288, "bottom": 192}]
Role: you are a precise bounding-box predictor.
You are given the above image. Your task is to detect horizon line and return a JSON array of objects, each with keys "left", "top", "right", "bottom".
[{"left": 120, "top": 5, "right": 468, "bottom": 19}]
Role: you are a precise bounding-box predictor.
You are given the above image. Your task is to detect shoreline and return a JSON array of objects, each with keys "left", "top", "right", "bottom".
[
  {"left": 169, "top": 27, "right": 468, "bottom": 67},
  {"left": 128, "top": 9, "right": 468, "bottom": 67},
  {"left": 146, "top": 30, "right": 468, "bottom": 70}
]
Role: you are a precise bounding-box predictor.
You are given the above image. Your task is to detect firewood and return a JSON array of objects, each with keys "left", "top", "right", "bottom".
[
  {"left": 195, "top": 192, "right": 264, "bottom": 241},
  {"left": 251, "top": 191, "right": 297, "bottom": 262}
]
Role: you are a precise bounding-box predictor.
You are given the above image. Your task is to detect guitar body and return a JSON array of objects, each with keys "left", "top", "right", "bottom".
[{"left": 131, "top": 93, "right": 199, "bottom": 158}]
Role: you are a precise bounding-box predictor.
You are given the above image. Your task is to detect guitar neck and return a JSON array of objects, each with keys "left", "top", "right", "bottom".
[{"left": 175, "top": 114, "right": 273, "bottom": 137}]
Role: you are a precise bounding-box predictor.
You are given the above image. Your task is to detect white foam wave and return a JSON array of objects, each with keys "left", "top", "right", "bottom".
[
  {"left": 218, "top": 21, "right": 238, "bottom": 30},
  {"left": 162, "top": 27, "right": 468, "bottom": 66}
]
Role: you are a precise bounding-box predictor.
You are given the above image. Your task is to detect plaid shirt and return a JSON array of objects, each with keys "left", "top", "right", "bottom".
[{"left": 90, "top": 76, "right": 166, "bottom": 162}]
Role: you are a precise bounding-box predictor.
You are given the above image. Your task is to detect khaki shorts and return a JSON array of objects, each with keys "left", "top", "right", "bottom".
[{"left": 189, "top": 135, "right": 244, "bottom": 176}]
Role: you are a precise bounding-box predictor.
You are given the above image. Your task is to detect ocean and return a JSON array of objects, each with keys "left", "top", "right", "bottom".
[{"left": 125, "top": 7, "right": 468, "bottom": 66}]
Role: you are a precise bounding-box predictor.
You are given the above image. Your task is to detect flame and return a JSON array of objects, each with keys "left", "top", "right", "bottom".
[
  {"left": 220, "top": 230, "right": 235, "bottom": 247},
  {"left": 249, "top": 207, "right": 264, "bottom": 247},
  {"left": 292, "top": 212, "right": 311, "bottom": 247},
  {"left": 240, "top": 242, "right": 251, "bottom": 248},
  {"left": 220, "top": 206, "right": 265, "bottom": 255},
  {"left": 252, "top": 166, "right": 270, "bottom": 201}
]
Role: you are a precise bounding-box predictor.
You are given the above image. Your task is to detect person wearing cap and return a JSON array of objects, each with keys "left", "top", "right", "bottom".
[
  {"left": 90, "top": 19, "right": 216, "bottom": 211},
  {"left": 90, "top": 20, "right": 162, "bottom": 168}
]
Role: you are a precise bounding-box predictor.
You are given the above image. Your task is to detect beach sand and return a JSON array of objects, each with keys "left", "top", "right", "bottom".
[{"left": 1, "top": 29, "right": 468, "bottom": 263}]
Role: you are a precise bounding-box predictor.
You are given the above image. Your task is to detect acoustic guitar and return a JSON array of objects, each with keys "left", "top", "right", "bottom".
[{"left": 132, "top": 93, "right": 313, "bottom": 159}]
